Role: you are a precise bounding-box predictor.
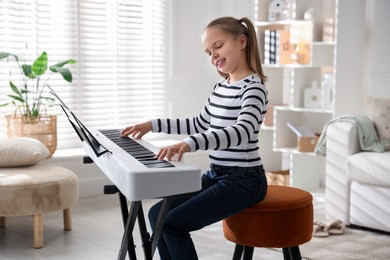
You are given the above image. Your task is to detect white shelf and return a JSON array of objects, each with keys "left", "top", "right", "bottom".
[
  {"left": 261, "top": 125, "right": 275, "bottom": 131},
  {"left": 312, "top": 42, "right": 335, "bottom": 66},
  {"left": 256, "top": 0, "right": 337, "bottom": 191},
  {"left": 289, "top": 152, "right": 324, "bottom": 191},
  {"left": 274, "top": 108, "right": 331, "bottom": 149},
  {"left": 312, "top": 41, "right": 335, "bottom": 46},
  {"left": 263, "top": 64, "right": 316, "bottom": 68},
  {"left": 255, "top": 20, "right": 312, "bottom": 27},
  {"left": 273, "top": 147, "right": 297, "bottom": 153},
  {"left": 291, "top": 150, "right": 318, "bottom": 156},
  {"left": 275, "top": 106, "right": 333, "bottom": 114}
]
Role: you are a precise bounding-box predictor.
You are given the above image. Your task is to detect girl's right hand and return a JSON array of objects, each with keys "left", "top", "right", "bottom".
[{"left": 120, "top": 121, "right": 152, "bottom": 139}]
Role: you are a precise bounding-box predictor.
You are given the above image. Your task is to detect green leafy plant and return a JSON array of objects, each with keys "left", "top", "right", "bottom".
[{"left": 0, "top": 51, "right": 76, "bottom": 117}]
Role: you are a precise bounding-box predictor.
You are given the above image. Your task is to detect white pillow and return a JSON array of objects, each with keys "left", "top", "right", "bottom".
[
  {"left": 0, "top": 137, "right": 50, "bottom": 167},
  {"left": 365, "top": 97, "right": 390, "bottom": 151}
]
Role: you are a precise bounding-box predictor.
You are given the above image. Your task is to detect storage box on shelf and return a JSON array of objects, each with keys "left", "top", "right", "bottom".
[
  {"left": 256, "top": 0, "right": 336, "bottom": 191},
  {"left": 273, "top": 107, "right": 331, "bottom": 152},
  {"left": 297, "top": 135, "right": 319, "bottom": 153}
]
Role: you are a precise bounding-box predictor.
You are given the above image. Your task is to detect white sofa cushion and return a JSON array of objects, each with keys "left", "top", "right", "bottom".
[
  {"left": 347, "top": 151, "right": 390, "bottom": 186},
  {"left": 350, "top": 181, "right": 390, "bottom": 232}
]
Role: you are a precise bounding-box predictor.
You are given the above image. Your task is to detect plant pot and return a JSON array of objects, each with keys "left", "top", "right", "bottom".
[{"left": 5, "top": 114, "right": 57, "bottom": 156}]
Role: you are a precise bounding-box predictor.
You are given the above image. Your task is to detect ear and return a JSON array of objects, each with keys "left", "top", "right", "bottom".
[{"left": 240, "top": 34, "right": 248, "bottom": 49}]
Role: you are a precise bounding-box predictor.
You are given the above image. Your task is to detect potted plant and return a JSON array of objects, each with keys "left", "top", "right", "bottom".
[{"left": 0, "top": 51, "right": 76, "bottom": 155}]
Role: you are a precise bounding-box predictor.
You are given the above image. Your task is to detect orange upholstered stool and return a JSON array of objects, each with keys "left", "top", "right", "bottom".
[{"left": 222, "top": 185, "right": 313, "bottom": 260}]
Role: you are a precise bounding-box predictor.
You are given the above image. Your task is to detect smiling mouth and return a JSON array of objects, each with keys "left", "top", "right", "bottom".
[{"left": 216, "top": 59, "right": 225, "bottom": 68}]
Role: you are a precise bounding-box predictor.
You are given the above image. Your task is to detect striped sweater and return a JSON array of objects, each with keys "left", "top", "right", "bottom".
[{"left": 151, "top": 74, "right": 268, "bottom": 167}]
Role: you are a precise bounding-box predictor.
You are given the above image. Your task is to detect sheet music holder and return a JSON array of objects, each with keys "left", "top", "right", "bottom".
[{"left": 46, "top": 84, "right": 110, "bottom": 157}]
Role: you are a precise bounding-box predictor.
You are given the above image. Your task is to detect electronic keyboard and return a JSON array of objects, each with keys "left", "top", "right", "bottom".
[{"left": 82, "top": 129, "right": 202, "bottom": 201}]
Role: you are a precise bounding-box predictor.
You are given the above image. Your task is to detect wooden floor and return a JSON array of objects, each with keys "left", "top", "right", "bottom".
[{"left": 0, "top": 191, "right": 326, "bottom": 260}]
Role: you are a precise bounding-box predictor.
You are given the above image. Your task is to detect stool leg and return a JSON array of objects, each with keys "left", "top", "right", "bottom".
[
  {"left": 282, "top": 248, "right": 292, "bottom": 260},
  {"left": 34, "top": 214, "right": 44, "bottom": 249},
  {"left": 63, "top": 208, "right": 72, "bottom": 231},
  {"left": 233, "top": 244, "right": 244, "bottom": 260},
  {"left": 0, "top": 216, "right": 5, "bottom": 228},
  {"left": 288, "top": 246, "right": 302, "bottom": 260},
  {"left": 242, "top": 246, "right": 254, "bottom": 260}
]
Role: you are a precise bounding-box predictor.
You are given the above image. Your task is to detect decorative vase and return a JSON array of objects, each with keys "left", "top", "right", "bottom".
[
  {"left": 291, "top": 42, "right": 310, "bottom": 64},
  {"left": 5, "top": 114, "right": 57, "bottom": 156}
]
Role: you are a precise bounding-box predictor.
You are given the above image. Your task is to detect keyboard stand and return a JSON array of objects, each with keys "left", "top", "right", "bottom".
[
  {"left": 104, "top": 184, "right": 173, "bottom": 260},
  {"left": 82, "top": 155, "right": 199, "bottom": 259}
]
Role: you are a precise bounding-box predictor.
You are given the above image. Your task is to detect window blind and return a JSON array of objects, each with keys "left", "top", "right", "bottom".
[{"left": 0, "top": 0, "right": 167, "bottom": 149}]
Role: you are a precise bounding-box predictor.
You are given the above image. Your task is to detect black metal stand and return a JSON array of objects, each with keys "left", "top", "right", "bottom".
[{"left": 104, "top": 184, "right": 172, "bottom": 260}]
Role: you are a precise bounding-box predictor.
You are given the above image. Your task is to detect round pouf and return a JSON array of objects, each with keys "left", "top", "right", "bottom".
[
  {"left": 0, "top": 164, "right": 79, "bottom": 248},
  {"left": 223, "top": 185, "right": 313, "bottom": 259}
]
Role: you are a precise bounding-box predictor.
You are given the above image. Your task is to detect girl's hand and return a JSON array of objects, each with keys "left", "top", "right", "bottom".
[
  {"left": 120, "top": 121, "right": 152, "bottom": 139},
  {"left": 156, "top": 141, "right": 190, "bottom": 162}
]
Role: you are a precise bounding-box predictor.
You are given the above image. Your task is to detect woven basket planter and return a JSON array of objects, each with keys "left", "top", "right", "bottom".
[{"left": 5, "top": 114, "right": 57, "bottom": 156}]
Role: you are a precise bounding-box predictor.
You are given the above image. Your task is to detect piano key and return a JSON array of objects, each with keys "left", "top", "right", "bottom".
[
  {"left": 143, "top": 163, "right": 175, "bottom": 168},
  {"left": 122, "top": 147, "right": 151, "bottom": 152},
  {"left": 140, "top": 161, "right": 174, "bottom": 167},
  {"left": 129, "top": 150, "right": 155, "bottom": 155},
  {"left": 134, "top": 155, "right": 156, "bottom": 160},
  {"left": 99, "top": 129, "right": 174, "bottom": 168}
]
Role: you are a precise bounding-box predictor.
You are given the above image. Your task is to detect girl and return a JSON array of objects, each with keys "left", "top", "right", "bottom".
[{"left": 121, "top": 16, "right": 268, "bottom": 260}]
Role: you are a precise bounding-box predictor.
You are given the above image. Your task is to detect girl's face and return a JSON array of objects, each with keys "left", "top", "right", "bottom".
[{"left": 202, "top": 27, "right": 247, "bottom": 81}]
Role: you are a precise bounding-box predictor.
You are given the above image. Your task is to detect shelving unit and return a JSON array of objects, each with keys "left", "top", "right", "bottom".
[{"left": 256, "top": 0, "right": 337, "bottom": 191}]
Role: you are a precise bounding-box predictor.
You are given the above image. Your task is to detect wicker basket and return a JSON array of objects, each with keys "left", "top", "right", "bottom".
[{"left": 5, "top": 114, "right": 57, "bottom": 156}]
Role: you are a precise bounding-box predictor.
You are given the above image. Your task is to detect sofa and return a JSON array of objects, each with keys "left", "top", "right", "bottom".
[{"left": 325, "top": 117, "right": 390, "bottom": 233}]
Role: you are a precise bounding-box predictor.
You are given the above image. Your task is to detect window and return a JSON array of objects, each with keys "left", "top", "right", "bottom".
[{"left": 0, "top": 0, "right": 167, "bottom": 149}]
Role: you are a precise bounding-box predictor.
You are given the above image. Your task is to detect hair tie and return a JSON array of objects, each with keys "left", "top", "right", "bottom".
[{"left": 239, "top": 18, "right": 248, "bottom": 29}]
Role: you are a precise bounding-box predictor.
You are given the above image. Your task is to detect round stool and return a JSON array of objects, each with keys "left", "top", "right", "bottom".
[
  {"left": 0, "top": 164, "right": 79, "bottom": 248},
  {"left": 222, "top": 185, "right": 313, "bottom": 260}
]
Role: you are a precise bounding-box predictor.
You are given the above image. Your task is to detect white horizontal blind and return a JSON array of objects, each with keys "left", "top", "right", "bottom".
[
  {"left": 0, "top": 0, "right": 37, "bottom": 133},
  {"left": 0, "top": 0, "right": 167, "bottom": 149}
]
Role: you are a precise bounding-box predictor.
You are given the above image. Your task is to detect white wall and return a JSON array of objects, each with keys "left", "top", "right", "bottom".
[
  {"left": 166, "top": 0, "right": 255, "bottom": 118},
  {"left": 335, "top": 0, "right": 390, "bottom": 116},
  {"left": 364, "top": 0, "right": 390, "bottom": 99}
]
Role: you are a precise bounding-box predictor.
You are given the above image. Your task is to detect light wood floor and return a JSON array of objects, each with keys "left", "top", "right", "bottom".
[{"left": 0, "top": 191, "right": 326, "bottom": 260}]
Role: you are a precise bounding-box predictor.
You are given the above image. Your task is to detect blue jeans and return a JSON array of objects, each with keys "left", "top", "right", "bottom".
[{"left": 148, "top": 164, "right": 268, "bottom": 260}]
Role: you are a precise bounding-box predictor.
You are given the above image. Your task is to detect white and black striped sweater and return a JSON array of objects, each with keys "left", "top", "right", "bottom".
[{"left": 151, "top": 74, "right": 268, "bottom": 167}]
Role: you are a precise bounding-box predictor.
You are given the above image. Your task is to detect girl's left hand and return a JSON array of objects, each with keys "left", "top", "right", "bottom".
[{"left": 156, "top": 141, "right": 190, "bottom": 162}]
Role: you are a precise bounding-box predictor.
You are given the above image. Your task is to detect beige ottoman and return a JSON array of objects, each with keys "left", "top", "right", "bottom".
[{"left": 0, "top": 164, "right": 79, "bottom": 248}]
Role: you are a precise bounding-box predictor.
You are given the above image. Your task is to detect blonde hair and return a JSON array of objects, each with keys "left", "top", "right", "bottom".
[{"left": 205, "top": 16, "right": 267, "bottom": 83}]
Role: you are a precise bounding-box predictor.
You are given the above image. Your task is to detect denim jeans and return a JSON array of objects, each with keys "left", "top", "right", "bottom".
[{"left": 148, "top": 164, "right": 268, "bottom": 260}]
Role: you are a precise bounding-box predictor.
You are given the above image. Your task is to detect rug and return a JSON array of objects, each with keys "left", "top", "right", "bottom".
[{"left": 270, "top": 227, "right": 390, "bottom": 260}]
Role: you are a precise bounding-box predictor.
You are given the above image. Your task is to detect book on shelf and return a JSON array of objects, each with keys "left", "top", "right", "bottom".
[
  {"left": 263, "top": 29, "right": 293, "bottom": 65},
  {"left": 286, "top": 122, "right": 316, "bottom": 137},
  {"left": 264, "top": 29, "right": 271, "bottom": 65}
]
